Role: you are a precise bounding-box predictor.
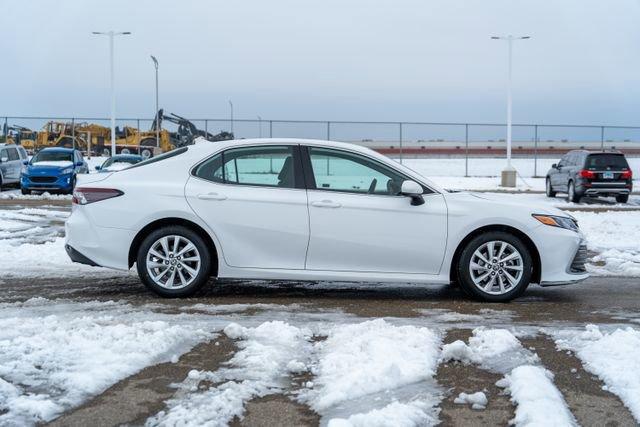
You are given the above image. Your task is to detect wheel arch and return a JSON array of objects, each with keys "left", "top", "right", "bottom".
[
  {"left": 449, "top": 224, "right": 541, "bottom": 284},
  {"left": 128, "top": 217, "right": 219, "bottom": 276}
]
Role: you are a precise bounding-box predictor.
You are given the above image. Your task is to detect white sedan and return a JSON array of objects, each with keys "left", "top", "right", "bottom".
[{"left": 65, "top": 138, "right": 588, "bottom": 302}]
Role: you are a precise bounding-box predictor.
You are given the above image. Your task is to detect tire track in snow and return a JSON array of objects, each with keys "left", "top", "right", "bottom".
[
  {"left": 519, "top": 335, "right": 637, "bottom": 427},
  {"left": 440, "top": 327, "right": 577, "bottom": 426}
]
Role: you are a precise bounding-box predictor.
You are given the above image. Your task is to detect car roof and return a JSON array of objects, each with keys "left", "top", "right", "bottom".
[
  {"left": 567, "top": 149, "right": 624, "bottom": 155},
  {"left": 111, "top": 154, "right": 143, "bottom": 159},
  {"left": 38, "top": 147, "right": 76, "bottom": 153}
]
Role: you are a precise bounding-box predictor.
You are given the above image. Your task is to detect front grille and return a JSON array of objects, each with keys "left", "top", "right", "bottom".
[
  {"left": 570, "top": 244, "right": 588, "bottom": 273},
  {"left": 30, "top": 176, "right": 57, "bottom": 183}
]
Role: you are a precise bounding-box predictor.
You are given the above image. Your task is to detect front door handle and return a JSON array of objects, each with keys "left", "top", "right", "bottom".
[
  {"left": 197, "top": 192, "right": 227, "bottom": 201},
  {"left": 311, "top": 200, "right": 341, "bottom": 208}
]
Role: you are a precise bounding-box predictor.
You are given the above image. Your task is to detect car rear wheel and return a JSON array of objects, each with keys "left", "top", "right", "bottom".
[
  {"left": 456, "top": 231, "right": 532, "bottom": 302},
  {"left": 545, "top": 178, "right": 556, "bottom": 198},
  {"left": 567, "top": 181, "right": 581, "bottom": 203},
  {"left": 616, "top": 194, "right": 629, "bottom": 204},
  {"left": 136, "top": 226, "right": 212, "bottom": 297}
]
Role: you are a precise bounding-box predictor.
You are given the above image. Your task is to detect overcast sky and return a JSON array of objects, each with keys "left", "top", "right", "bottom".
[{"left": 2, "top": 0, "right": 640, "bottom": 126}]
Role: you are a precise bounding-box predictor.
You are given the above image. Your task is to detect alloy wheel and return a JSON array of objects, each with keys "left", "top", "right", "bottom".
[
  {"left": 469, "top": 240, "right": 524, "bottom": 295},
  {"left": 146, "top": 235, "right": 201, "bottom": 290}
]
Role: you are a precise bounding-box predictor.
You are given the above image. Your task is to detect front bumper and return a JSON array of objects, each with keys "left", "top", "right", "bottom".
[
  {"left": 21, "top": 173, "right": 74, "bottom": 191},
  {"left": 530, "top": 225, "right": 590, "bottom": 286}
]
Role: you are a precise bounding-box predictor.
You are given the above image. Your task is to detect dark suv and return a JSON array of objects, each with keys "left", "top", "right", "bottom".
[{"left": 546, "top": 150, "right": 633, "bottom": 203}]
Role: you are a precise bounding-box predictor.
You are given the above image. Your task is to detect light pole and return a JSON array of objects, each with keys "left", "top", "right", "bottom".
[
  {"left": 491, "top": 35, "right": 530, "bottom": 187},
  {"left": 257, "top": 115, "right": 262, "bottom": 138},
  {"left": 150, "top": 55, "right": 159, "bottom": 148},
  {"left": 228, "top": 100, "right": 234, "bottom": 137},
  {"left": 92, "top": 30, "right": 131, "bottom": 156}
]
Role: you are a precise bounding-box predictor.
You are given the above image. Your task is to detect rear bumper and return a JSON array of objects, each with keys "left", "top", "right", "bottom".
[
  {"left": 65, "top": 244, "right": 100, "bottom": 267},
  {"left": 576, "top": 179, "right": 632, "bottom": 196}
]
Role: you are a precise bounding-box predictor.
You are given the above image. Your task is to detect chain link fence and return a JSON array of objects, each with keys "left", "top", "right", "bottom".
[{"left": 3, "top": 116, "right": 639, "bottom": 177}]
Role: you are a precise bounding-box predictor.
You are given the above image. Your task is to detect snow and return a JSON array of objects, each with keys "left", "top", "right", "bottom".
[
  {"left": 552, "top": 325, "right": 640, "bottom": 422},
  {"left": 0, "top": 190, "right": 72, "bottom": 200},
  {"left": 454, "top": 391, "right": 488, "bottom": 410},
  {"left": 0, "top": 236, "right": 131, "bottom": 278},
  {"left": 440, "top": 328, "right": 539, "bottom": 373},
  {"left": 302, "top": 319, "right": 442, "bottom": 425},
  {"left": 496, "top": 365, "right": 577, "bottom": 427},
  {"left": 30, "top": 160, "right": 73, "bottom": 168},
  {"left": 327, "top": 400, "right": 438, "bottom": 427},
  {"left": 570, "top": 211, "right": 640, "bottom": 276},
  {"left": 147, "top": 321, "right": 313, "bottom": 427},
  {"left": 0, "top": 298, "right": 217, "bottom": 425}
]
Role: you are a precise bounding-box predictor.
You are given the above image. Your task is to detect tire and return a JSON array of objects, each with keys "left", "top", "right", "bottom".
[
  {"left": 0, "top": 177, "right": 3, "bottom": 192},
  {"left": 21, "top": 187, "right": 30, "bottom": 195},
  {"left": 136, "top": 225, "right": 212, "bottom": 297},
  {"left": 102, "top": 148, "right": 111, "bottom": 157},
  {"left": 567, "top": 181, "right": 581, "bottom": 203},
  {"left": 456, "top": 231, "right": 532, "bottom": 302},
  {"left": 545, "top": 178, "right": 556, "bottom": 198},
  {"left": 616, "top": 194, "right": 629, "bottom": 204}
]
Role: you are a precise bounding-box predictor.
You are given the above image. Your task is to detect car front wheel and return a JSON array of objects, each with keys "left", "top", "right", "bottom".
[
  {"left": 545, "top": 178, "right": 556, "bottom": 198},
  {"left": 136, "top": 226, "right": 212, "bottom": 297},
  {"left": 457, "top": 231, "right": 532, "bottom": 302}
]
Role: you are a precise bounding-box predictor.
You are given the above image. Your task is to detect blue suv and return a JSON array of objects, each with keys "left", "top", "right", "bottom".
[{"left": 21, "top": 147, "right": 89, "bottom": 195}]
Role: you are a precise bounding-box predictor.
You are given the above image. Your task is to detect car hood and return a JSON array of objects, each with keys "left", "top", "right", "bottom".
[
  {"left": 26, "top": 162, "right": 73, "bottom": 174},
  {"left": 444, "top": 191, "right": 571, "bottom": 218}
]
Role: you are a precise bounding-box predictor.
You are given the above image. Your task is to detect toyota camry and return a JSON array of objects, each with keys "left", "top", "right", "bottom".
[{"left": 65, "top": 138, "right": 588, "bottom": 302}]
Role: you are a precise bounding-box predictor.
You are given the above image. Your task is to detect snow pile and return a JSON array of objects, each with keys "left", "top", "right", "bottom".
[
  {"left": 303, "top": 319, "right": 442, "bottom": 425},
  {"left": 0, "top": 190, "right": 72, "bottom": 200},
  {"left": 148, "top": 321, "right": 313, "bottom": 427},
  {"left": 327, "top": 400, "right": 437, "bottom": 427},
  {"left": 552, "top": 325, "right": 640, "bottom": 422},
  {"left": 496, "top": 365, "right": 577, "bottom": 426},
  {"left": 571, "top": 211, "right": 640, "bottom": 276},
  {"left": 440, "top": 328, "right": 538, "bottom": 373},
  {"left": 454, "top": 391, "right": 487, "bottom": 410},
  {"left": 0, "top": 298, "right": 215, "bottom": 425}
]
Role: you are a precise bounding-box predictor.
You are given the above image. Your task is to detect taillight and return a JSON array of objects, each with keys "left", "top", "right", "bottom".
[
  {"left": 72, "top": 187, "right": 124, "bottom": 205},
  {"left": 579, "top": 169, "right": 596, "bottom": 179},
  {"left": 621, "top": 170, "right": 633, "bottom": 179}
]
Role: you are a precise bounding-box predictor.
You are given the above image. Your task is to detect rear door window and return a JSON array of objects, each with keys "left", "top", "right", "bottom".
[
  {"left": 585, "top": 154, "right": 629, "bottom": 170},
  {"left": 7, "top": 147, "right": 19, "bottom": 161}
]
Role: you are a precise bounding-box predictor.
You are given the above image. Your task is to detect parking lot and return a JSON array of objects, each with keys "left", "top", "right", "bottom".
[{"left": 0, "top": 193, "right": 639, "bottom": 426}]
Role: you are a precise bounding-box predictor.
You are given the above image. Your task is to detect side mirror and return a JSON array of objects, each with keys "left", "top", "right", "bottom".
[
  {"left": 0, "top": 156, "right": 8, "bottom": 163},
  {"left": 95, "top": 165, "right": 101, "bottom": 170},
  {"left": 23, "top": 160, "right": 29, "bottom": 166},
  {"left": 75, "top": 161, "right": 83, "bottom": 167},
  {"left": 551, "top": 163, "right": 557, "bottom": 169},
  {"left": 401, "top": 180, "right": 425, "bottom": 206}
]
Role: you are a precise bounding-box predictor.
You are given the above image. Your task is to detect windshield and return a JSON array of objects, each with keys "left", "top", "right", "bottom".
[
  {"left": 102, "top": 157, "right": 141, "bottom": 168},
  {"left": 32, "top": 151, "right": 73, "bottom": 164},
  {"left": 585, "top": 154, "right": 629, "bottom": 169}
]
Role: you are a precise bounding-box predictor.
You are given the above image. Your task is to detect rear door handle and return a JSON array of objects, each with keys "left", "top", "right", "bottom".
[
  {"left": 311, "top": 200, "right": 341, "bottom": 208},
  {"left": 197, "top": 192, "right": 227, "bottom": 201}
]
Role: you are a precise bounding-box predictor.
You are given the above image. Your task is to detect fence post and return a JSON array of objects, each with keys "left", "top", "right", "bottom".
[
  {"left": 465, "top": 124, "right": 469, "bottom": 177},
  {"left": 269, "top": 121, "right": 273, "bottom": 138},
  {"left": 71, "top": 117, "right": 75, "bottom": 150},
  {"left": 3, "top": 117, "right": 7, "bottom": 142},
  {"left": 399, "top": 122, "right": 403, "bottom": 164},
  {"left": 534, "top": 124, "right": 538, "bottom": 177},
  {"left": 601, "top": 126, "right": 605, "bottom": 150},
  {"left": 205, "top": 120, "right": 208, "bottom": 137},
  {"left": 137, "top": 119, "right": 140, "bottom": 150},
  {"left": 327, "top": 121, "right": 331, "bottom": 140}
]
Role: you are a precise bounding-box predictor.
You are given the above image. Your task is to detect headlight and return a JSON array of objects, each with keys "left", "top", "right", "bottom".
[
  {"left": 532, "top": 214, "right": 579, "bottom": 232},
  {"left": 61, "top": 167, "right": 74, "bottom": 174}
]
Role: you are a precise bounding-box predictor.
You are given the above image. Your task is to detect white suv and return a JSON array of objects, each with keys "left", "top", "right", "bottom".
[{"left": 66, "top": 138, "right": 588, "bottom": 302}]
